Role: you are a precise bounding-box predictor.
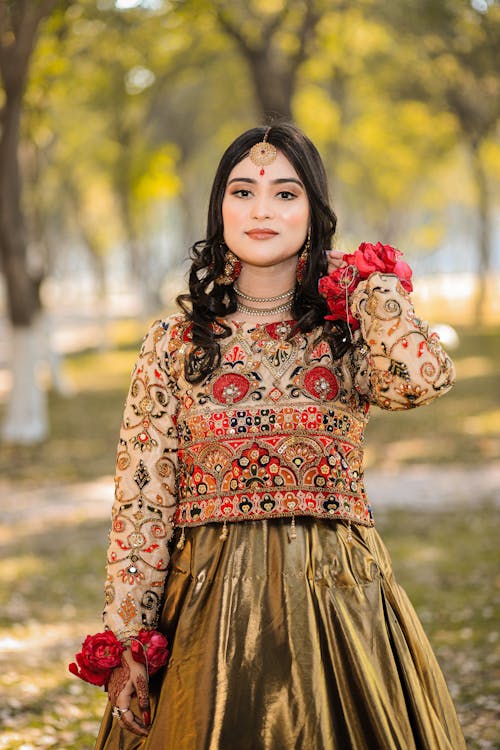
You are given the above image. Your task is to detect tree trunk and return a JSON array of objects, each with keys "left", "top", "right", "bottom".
[
  {"left": 248, "top": 50, "right": 293, "bottom": 121},
  {"left": 215, "top": 1, "right": 320, "bottom": 122},
  {"left": 1, "top": 314, "right": 48, "bottom": 443},
  {"left": 117, "top": 187, "right": 151, "bottom": 318},
  {"left": 470, "top": 143, "right": 491, "bottom": 326},
  {"left": 0, "top": 0, "right": 58, "bottom": 442},
  {"left": 0, "top": 89, "right": 40, "bottom": 325}
]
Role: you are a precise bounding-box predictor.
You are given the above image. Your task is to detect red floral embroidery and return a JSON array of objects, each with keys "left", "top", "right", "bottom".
[
  {"left": 118, "top": 567, "right": 145, "bottom": 585},
  {"left": 264, "top": 320, "right": 294, "bottom": 340},
  {"left": 224, "top": 441, "right": 296, "bottom": 492},
  {"left": 304, "top": 367, "right": 339, "bottom": 401},
  {"left": 182, "top": 323, "right": 193, "bottom": 342},
  {"left": 212, "top": 373, "right": 250, "bottom": 404}
]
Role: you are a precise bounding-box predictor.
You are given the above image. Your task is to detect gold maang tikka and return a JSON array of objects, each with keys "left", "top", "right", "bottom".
[{"left": 249, "top": 127, "right": 277, "bottom": 175}]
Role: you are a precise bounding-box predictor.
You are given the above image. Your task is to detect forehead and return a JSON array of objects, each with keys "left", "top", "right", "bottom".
[{"left": 227, "top": 150, "right": 301, "bottom": 182}]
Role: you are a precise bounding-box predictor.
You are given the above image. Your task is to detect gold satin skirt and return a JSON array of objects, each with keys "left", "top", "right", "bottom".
[{"left": 95, "top": 518, "right": 466, "bottom": 750}]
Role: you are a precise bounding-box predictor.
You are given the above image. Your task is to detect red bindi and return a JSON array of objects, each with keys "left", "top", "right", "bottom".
[{"left": 260, "top": 168, "right": 265, "bottom": 175}]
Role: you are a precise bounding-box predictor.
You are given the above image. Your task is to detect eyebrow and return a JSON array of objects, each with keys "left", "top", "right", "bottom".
[{"left": 227, "top": 177, "right": 304, "bottom": 188}]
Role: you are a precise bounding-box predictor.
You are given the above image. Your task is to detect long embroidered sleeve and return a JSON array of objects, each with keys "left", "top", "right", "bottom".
[
  {"left": 350, "top": 272, "right": 455, "bottom": 410},
  {"left": 103, "top": 321, "right": 179, "bottom": 640}
]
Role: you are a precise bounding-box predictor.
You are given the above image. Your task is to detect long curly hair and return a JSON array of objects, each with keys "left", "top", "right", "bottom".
[{"left": 177, "top": 123, "right": 350, "bottom": 382}]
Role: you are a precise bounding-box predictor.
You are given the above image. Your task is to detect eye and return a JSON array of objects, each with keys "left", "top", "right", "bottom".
[
  {"left": 231, "top": 189, "right": 252, "bottom": 198},
  {"left": 278, "top": 190, "right": 296, "bottom": 200}
]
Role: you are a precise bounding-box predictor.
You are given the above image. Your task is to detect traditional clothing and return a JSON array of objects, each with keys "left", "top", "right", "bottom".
[{"left": 95, "top": 273, "right": 465, "bottom": 749}]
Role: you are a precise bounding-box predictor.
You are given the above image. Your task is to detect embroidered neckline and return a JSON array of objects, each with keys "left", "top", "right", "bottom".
[{"left": 218, "top": 318, "right": 297, "bottom": 334}]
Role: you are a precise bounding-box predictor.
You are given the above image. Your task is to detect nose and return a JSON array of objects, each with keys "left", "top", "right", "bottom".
[{"left": 252, "top": 192, "right": 273, "bottom": 220}]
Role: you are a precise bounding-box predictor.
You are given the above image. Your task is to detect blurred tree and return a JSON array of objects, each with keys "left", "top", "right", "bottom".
[
  {"left": 5, "top": 0, "right": 495, "bottom": 454},
  {"left": 25, "top": 0, "right": 257, "bottom": 318},
  {"left": 51, "top": 2, "right": 183, "bottom": 314},
  {"left": 210, "top": 0, "right": 323, "bottom": 121},
  {"left": 208, "top": 0, "right": 456, "bottom": 250},
  {"left": 0, "top": 0, "right": 69, "bottom": 443},
  {"left": 27, "top": 1, "right": 245, "bottom": 313},
  {"left": 290, "top": 6, "right": 457, "bottom": 250},
  {"left": 368, "top": 0, "right": 500, "bottom": 322}
]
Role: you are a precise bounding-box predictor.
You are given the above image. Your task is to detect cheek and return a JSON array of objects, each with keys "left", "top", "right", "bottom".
[
  {"left": 282, "top": 201, "right": 309, "bottom": 230},
  {"left": 222, "top": 200, "right": 243, "bottom": 234}
]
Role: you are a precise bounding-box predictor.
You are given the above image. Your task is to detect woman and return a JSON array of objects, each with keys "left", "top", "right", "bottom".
[{"left": 75, "top": 123, "right": 466, "bottom": 749}]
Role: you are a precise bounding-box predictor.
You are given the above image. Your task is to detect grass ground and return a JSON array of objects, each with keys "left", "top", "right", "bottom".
[{"left": 0, "top": 319, "right": 499, "bottom": 748}]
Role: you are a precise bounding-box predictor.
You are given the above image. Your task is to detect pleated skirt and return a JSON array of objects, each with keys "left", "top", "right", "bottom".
[{"left": 94, "top": 518, "right": 466, "bottom": 750}]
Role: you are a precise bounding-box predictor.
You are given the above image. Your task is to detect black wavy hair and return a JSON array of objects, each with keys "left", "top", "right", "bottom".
[{"left": 177, "top": 123, "right": 350, "bottom": 382}]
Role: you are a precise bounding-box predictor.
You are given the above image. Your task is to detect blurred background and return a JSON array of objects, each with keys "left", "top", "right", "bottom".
[{"left": 0, "top": 0, "right": 499, "bottom": 748}]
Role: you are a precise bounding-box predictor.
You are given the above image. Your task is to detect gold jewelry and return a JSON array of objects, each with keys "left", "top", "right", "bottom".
[
  {"left": 235, "top": 300, "right": 293, "bottom": 317},
  {"left": 216, "top": 248, "right": 241, "bottom": 285},
  {"left": 233, "top": 285, "right": 294, "bottom": 303},
  {"left": 296, "top": 227, "right": 311, "bottom": 284},
  {"left": 339, "top": 264, "right": 359, "bottom": 343},
  {"left": 249, "top": 127, "right": 277, "bottom": 175},
  {"left": 112, "top": 706, "right": 131, "bottom": 719}
]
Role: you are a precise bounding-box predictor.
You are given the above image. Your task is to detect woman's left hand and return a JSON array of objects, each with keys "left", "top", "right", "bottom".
[
  {"left": 327, "top": 250, "right": 346, "bottom": 274},
  {"left": 107, "top": 648, "right": 150, "bottom": 737}
]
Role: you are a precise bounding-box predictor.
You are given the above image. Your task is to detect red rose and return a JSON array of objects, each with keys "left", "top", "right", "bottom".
[
  {"left": 318, "top": 266, "right": 360, "bottom": 329},
  {"left": 392, "top": 259, "right": 413, "bottom": 292},
  {"left": 319, "top": 241, "right": 413, "bottom": 327},
  {"left": 130, "top": 629, "right": 169, "bottom": 675},
  {"left": 343, "top": 242, "right": 413, "bottom": 292},
  {"left": 69, "top": 631, "right": 125, "bottom": 687},
  {"left": 324, "top": 296, "right": 360, "bottom": 329},
  {"left": 344, "top": 245, "right": 385, "bottom": 276}
]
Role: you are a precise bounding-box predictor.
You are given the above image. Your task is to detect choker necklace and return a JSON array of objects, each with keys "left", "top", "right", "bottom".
[
  {"left": 236, "top": 300, "right": 293, "bottom": 317},
  {"left": 233, "top": 285, "right": 294, "bottom": 303}
]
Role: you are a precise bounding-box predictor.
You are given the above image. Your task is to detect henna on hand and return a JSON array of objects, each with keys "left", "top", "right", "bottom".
[
  {"left": 120, "top": 709, "right": 148, "bottom": 737},
  {"left": 108, "top": 653, "right": 150, "bottom": 737},
  {"left": 108, "top": 658, "right": 131, "bottom": 706},
  {"left": 136, "top": 673, "right": 151, "bottom": 727}
]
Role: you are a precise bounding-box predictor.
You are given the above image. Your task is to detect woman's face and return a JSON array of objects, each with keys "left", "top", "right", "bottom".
[{"left": 221, "top": 150, "right": 310, "bottom": 273}]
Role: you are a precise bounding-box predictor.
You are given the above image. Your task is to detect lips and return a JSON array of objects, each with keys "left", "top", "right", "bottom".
[{"left": 245, "top": 229, "right": 278, "bottom": 240}]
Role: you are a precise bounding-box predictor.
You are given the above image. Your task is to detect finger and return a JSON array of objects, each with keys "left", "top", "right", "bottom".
[
  {"left": 327, "top": 259, "right": 343, "bottom": 272},
  {"left": 107, "top": 660, "right": 133, "bottom": 706},
  {"left": 119, "top": 709, "right": 149, "bottom": 738},
  {"left": 328, "top": 250, "right": 346, "bottom": 270},
  {"left": 135, "top": 672, "right": 151, "bottom": 727}
]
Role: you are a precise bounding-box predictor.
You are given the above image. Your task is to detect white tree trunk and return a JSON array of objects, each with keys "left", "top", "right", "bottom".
[
  {"left": 1, "top": 315, "right": 48, "bottom": 444},
  {"left": 42, "top": 313, "right": 74, "bottom": 395}
]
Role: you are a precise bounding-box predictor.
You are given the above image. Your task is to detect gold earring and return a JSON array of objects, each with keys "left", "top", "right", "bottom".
[
  {"left": 296, "top": 228, "right": 311, "bottom": 284},
  {"left": 216, "top": 247, "right": 242, "bottom": 285}
]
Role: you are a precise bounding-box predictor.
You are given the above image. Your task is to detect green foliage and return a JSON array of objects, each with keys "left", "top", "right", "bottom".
[{"left": 9, "top": 0, "right": 498, "bottom": 278}]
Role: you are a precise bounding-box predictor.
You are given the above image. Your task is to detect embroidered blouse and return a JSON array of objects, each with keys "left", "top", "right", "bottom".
[{"left": 103, "top": 272, "right": 455, "bottom": 639}]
